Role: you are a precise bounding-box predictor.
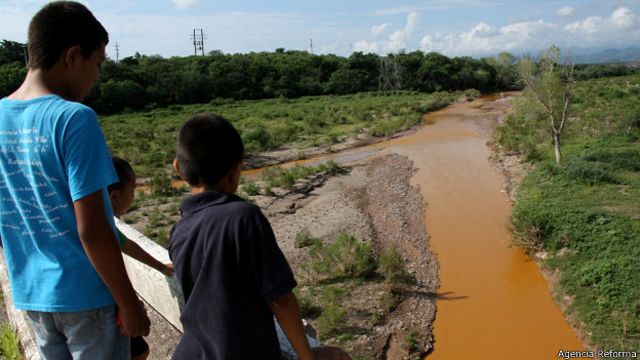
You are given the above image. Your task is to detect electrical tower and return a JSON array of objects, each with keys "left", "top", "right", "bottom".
[
  {"left": 115, "top": 42, "right": 120, "bottom": 62},
  {"left": 310, "top": 39, "right": 313, "bottom": 55},
  {"left": 191, "top": 29, "right": 207, "bottom": 56}
]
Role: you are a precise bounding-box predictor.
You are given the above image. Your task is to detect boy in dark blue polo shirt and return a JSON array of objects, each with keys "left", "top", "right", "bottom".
[{"left": 169, "top": 114, "right": 350, "bottom": 360}]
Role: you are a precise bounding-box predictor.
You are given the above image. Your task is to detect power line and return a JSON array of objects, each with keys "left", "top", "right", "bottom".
[
  {"left": 191, "top": 29, "right": 207, "bottom": 56},
  {"left": 115, "top": 42, "right": 120, "bottom": 62}
]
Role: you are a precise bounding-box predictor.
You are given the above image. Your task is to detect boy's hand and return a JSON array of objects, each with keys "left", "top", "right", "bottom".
[
  {"left": 311, "top": 346, "right": 352, "bottom": 360},
  {"left": 118, "top": 299, "right": 150, "bottom": 337},
  {"left": 161, "top": 263, "right": 175, "bottom": 277}
]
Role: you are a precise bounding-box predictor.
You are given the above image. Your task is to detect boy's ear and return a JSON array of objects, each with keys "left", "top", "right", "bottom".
[
  {"left": 63, "top": 46, "right": 83, "bottom": 68},
  {"left": 173, "top": 159, "right": 185, "bottom": 181},
  {"left": 109, "top": 189, "right": 119, "bottom": 203}
]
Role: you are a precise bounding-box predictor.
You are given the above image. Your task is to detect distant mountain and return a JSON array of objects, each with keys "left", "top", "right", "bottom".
[{"left": 572, "top": 48, "right": 640, "bottom": 64}]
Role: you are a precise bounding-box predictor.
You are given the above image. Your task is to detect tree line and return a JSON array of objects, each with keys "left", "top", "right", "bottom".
[{"left": 1, "top": 39, "right": 637, "bottom": 115}]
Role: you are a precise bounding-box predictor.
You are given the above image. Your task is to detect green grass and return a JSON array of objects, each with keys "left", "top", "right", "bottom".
[
  {"left": 100, "top": 89, "right": 480, "bottom": 176},
  {"left": 0, "top": 324, "right": 23, "bottom": 360},
  {"left": 495, "top": 74, "right": 640, "bottom": 355},
  {"left": 296, "top": 229, "right": 418, "bottom": 355},
  {"left": 510, "top": 133, "right": 640, "bottom": 353},
  {"left": 301, "top": 230, "right": 377, "bottom": 283}
]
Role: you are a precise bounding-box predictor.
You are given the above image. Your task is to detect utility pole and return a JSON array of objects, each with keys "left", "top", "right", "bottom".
[
  {"left": 191, "top": 29, "right": 207, "bottom": 56},
  {"left": 310, "top": 39, "right": 313, "bottom": 55},
  {"left": 115, "top": 42, "right": 120, "bottom": 62}
]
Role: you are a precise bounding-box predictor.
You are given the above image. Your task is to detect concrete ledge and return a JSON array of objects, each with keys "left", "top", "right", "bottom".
[{"left": 116, "top": 218, "right": 185, "bottom": 332}]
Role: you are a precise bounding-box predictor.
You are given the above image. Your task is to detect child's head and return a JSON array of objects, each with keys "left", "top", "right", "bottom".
[
  {"left": 28, "top": 1, "right": 109, "bottom": 70},
  {"left": 108, "top": 156, "right": 136, "bottom": 217},
  {"left": 175, "top": 114, "right": 244, "bottom": 191}
]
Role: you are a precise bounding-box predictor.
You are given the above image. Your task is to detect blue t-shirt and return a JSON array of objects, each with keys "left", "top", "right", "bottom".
[{"left": 0, "top": 95, "right": 119, "bottom": 312}]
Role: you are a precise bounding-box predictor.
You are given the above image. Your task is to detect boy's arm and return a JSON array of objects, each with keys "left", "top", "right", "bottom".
[
  {"left": 269, "top": 291, "right": 351, "bottom": 360},
  {"left": 74, "top": 190, "right": 150, "bottom": 337},
  {"left": 121, "top": 240, "right": 174, "bottom": 276}
]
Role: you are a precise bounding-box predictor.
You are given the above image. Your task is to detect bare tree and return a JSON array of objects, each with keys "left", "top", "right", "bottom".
[
  {"left": 378, "top": 57, "right": 404, "bottom": 91},
  {"left": 517, "top": 46, "right": 575, "bottom": 165}
]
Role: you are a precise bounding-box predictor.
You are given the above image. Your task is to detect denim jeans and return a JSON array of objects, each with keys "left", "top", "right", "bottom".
[{"left": 26, "top": 305, "right": 131, "bottom": 360}]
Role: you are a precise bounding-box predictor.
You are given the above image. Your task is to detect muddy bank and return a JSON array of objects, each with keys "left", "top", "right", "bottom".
[
  {"left": 356, "top": 155, "right": 438, "bottom": 359},
  {"left": 252, "top": 154, "right": 438, "bottom": 359}
]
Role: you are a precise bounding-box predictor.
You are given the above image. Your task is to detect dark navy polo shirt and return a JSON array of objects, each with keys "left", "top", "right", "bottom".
[{"left": 169, "top": 190, "right": 297, "bottom": 360}]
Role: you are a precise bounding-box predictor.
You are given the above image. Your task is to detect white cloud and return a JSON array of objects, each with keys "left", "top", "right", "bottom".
[
  {"left": 611, "top": 7, "right": 637, "bottom": 29},
  {"left": 555, "top": 6, "right": 576, "bottom": 19},
  {"left": 355, "top": 12, "right": 419, "bottom": 54},
  {"left": 564, "top": 7, "right": 639, "bottom": 42},
  {"left": 371, "top": 23, "right": 392, "bottom": 37},
  {"left": 354, "top": 40, "right": 379, "bottom": 54},
  {"left": 421, "top": 19, "right": 562, "bottom": 56},
  {"left": 170, "top": 0, "right": 200, "bottom": 10},
  {"left": 470, "top": 22, "right": 499, "bottom": 38},
  {"left": 419, "top": 6, "right": 640, "bottom": 57},
  {"left": 390, "top": 11, "right": 419, "bottom": 41}
]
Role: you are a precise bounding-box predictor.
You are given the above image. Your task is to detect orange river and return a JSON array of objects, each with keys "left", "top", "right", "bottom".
[
  {"left": 390, "top": 93, "right": 584, "bottom": 359},
  {"left": 261, "top": 92, "right": 584, "bottom": 359}
]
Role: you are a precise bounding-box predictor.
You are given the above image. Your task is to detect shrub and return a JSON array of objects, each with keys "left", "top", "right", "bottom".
[
  {"left": 295, "top": 228, "right": 316, "bottom": 248},
  {"left": 329, "top": 230, "right": 376, "bottom": 278},
  {"left": 317, "top": 160, "right": 348, "bottom": 175},
  {"left": 378, "top": 243, "right": 416, "bottom": 287},
  {"left": 241, "top": 126, "right": 270, "bottom": 149},
  {"left": 263, "top": 185, "right": 275, "bottom": 196},
  {"left": 155, "top": 228, "right": 170, "bottom": 248},
  {"left": 316, "top": 286, "right": 347, "bottom": 340},
  {"left": 242, "top": 180, "right": 260, "bottom": 196},
  {"left": 302, "top": 230, "right": 376, "bottom": 282},
  {"left": 147, "top": 171, "right": 176, "bottom": 196},
  {"left": 296, "top": 293, "right": 321, "bottom": 319}
]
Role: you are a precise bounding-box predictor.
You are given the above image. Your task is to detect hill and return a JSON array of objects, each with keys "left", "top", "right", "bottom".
[{"left": 573, "top": 47, "right": 640, "bottom": 64}]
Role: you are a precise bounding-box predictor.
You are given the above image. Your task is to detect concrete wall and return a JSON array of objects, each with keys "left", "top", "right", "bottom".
[
  {"left": 0, "top": 219, "right": 320, "bottom": 359},
  {"left": 116, "top": 218, "right": 185, "bottom": 332}
]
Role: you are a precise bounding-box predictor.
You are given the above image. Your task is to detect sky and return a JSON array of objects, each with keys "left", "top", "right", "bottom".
[{"left": 1, "top": 0, "right": 639, "bottom": 60}]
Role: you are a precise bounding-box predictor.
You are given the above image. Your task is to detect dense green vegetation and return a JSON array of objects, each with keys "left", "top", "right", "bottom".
[
  {"left": 1, "top": 38, "right": 637, "bottom": 116},
  {"left": 0, "top": 40, "right": 510, "bottom": 114},
  {"left": 101, "top": 89, "right": 479, "bottom": 176},
  {"left": 494, "top": 74, "right": 640, "bottom": 354}
]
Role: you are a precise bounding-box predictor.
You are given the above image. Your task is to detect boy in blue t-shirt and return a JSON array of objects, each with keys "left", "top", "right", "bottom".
[
  {"left": 169, "top": 114, "right": 350, "bottom": 360},
  {"left": 0, "top": 2, "right": 149, "bottom": 359}
]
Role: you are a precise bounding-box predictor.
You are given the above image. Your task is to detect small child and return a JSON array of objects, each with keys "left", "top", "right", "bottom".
[
  {"left": 108, "top": 156, "right": 175, "bottom": 360},
  {"left": 169, "top": 114, "right": 350, "bottom": 360}
]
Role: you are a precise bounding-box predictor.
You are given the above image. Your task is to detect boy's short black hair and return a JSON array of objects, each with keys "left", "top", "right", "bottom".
[
  {"left": 176, "top": 114, "right": 244, "bottom": 187},
  {"left": 28, "top": 1, "right": 109, "bottom": 70},
  {"left": 108, "top": 156, "right": 135, "bottom": 193}
]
